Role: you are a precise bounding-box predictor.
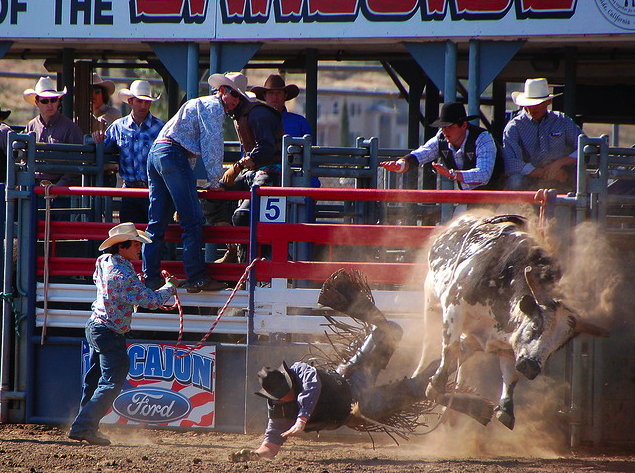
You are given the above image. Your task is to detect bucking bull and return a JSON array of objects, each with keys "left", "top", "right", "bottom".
[{"left": 413, "top": 214, "right": 608, "bottom": 429}]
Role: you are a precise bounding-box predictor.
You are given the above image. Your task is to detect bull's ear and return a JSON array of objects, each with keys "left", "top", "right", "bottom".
[{"left": 519, "top": 294, "right": 539, "bottom": 316}]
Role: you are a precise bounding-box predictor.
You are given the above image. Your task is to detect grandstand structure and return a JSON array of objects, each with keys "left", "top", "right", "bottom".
[{"left": 1, "top": 0, "right": 634, "bottom": 447}]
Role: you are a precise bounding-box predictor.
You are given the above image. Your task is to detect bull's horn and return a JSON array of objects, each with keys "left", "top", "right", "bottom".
[
  {"left": 524, "top": 266, "right": 546, "bottom": 304},
  {"left": 574, "top": 318, "right": 609, "bottom": 338}
]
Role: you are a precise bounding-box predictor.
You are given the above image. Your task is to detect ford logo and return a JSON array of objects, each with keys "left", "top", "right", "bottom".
[{"left": 113, "top": 388, "right": 191, "bottom": 424}]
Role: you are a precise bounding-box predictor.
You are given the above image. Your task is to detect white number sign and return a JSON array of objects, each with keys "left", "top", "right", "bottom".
[{"left": 259, "top": 196, "right": 286, "bottom": 223}]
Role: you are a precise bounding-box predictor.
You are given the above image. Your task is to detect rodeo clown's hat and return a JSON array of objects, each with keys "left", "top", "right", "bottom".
[
  {"left": 255, "top": 361, "right": 295, "bottom": 400},
  {"left": 99, "top": 222, "right": 152, "bottom": 251}
]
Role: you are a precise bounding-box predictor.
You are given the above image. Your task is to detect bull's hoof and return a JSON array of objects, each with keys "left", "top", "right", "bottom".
[{"left": 495, "top": 405, "right": 515, "bottom": 430}]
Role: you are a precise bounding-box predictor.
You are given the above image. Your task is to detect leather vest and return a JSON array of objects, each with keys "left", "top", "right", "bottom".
[
  {"left": 437, "top": 123, "right": 504, "bottom": 190},
  {"left": 267, "top": 369, "right": 353, "bottom": 432},
  {"left": 233, "top": 100, "right": 284, "bottom": 168}
]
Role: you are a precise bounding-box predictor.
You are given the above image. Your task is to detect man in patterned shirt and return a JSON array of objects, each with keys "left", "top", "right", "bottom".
[
  {"left": 380, "top": 102, "right": 498, "bottom": 190},
  {"left": 142, "top": 79, "right": 227, "bottom": 293},
  {"left": 69, "top": 223, "right": 177, "bottom": 445},
  {"left": 503, "top": 78, "right": 583, "bottom": 192},
  {"left": 93, "top": 80, "right": 164, "bottom": 223}
]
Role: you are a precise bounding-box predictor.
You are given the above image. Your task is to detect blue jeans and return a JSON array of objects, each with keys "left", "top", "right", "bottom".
[
  {"left": 70, "top": 320, "right": 129, "bottom": 435},
  {"left": 142, "top": 142, "right": 206, "bottom": 288}
]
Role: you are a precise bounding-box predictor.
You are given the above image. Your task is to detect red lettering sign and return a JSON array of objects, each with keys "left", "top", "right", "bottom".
[
  {"left": 219, "top": 0, "right": 578, "bottom": 23},
  {"left": 455, "top": 0, "right": 512, "bottom": 13},
  {"left": 136, "top": 0, "right": 184, "bottom": 15},
  {"left": 307, "top": 0, "right": 358, "bottom": 16},
  {"left": 519, "top": 0, "right": 576, "bottom": 12},
  {"left": 224, "top": 0, "right": 247, "bottom": 17},
  {"left": 131, "top": 0, "right": 209, "bottom": 23},
  {"left": 366, "top": 0, "right": 418, "bottom": 15},
  {"left": 516, "top": 0, "right": 576, "bottom": 19},
  {"left": 278, "top": 0, "right": 303, "bottom": 16}
]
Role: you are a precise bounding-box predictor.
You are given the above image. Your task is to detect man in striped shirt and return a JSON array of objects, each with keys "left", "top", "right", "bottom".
[{"left": 503, "top": 78, "right": 583, "bottom": 192}]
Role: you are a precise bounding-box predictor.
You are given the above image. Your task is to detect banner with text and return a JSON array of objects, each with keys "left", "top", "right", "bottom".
[
  {"left": 2, "top": 1, "right": 635, "bottom": 40},
  {"left": 81, "top": 342, "right": 216, "bottom": 429}
]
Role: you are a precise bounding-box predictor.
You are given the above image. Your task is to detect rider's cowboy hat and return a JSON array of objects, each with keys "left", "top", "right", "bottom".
[
  {"left": 512, "top": 78, "right": 562, "bottom": 107},
  {"left": 99, "top": 222, "right": 152, "bottom": 251},
  {"left": 23, "top": 76, "right": 67, "bottom": 106},
  {"left": 92, "top": 73, "right": 116, "bottom": 96},
  {"left": 255, "top": 361, "right": 295, "bottom": 400},
  {"left": 208, "top": 72, "right": 253, "bottom": 100},
  {"left": 118, "top": 80, "right": 161, "bottom": 102},
  {"left": 250, "top": 74, "right": 300, "bottom": 102},
  {"left": 429, "top": 102, "right": 479, "bottom": 128}
]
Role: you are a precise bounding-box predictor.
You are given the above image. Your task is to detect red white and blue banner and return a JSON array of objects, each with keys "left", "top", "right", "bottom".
[
  {"left": 81, "top": 342, "right": 216, "bottom": 429},
  {"left": 2, "top": 1, "right": 635, "bottom": 39}
]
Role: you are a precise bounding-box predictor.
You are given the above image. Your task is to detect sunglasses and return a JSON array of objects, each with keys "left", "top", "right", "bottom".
[
  {"left": 227, "top": 88, "right": 241, "bottom": 99},
  {"left": 38, "top": 97, "right": 59, "bottom": 105},
  {"left": 92, "top": 88, "right": 102, "bottom": 94}
]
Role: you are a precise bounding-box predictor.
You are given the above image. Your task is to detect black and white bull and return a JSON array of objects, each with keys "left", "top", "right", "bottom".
[{"left": 414, "top": 214, "right": 607, "bottom": 430}]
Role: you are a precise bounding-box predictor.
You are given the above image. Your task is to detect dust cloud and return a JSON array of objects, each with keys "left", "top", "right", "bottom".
[{"left": 380, "top": 211, "right": 623, "bottom": 459}]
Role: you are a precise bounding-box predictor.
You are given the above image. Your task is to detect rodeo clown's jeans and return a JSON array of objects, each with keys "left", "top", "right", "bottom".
[{"left": 70, "top": 320, "right": 129, "bottom": 436}]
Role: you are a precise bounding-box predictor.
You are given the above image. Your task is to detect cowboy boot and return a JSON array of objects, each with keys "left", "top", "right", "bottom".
[{"left": 215, "top": 243, "right": 238, "bottom": 264}]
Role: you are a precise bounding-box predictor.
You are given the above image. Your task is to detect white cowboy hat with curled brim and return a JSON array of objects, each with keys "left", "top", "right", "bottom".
[
  {"left": 23, "top": 76, "right": 67, "bottom": 106},
  {"left": 512, "top": 78, "right": 562, "bottom": 107},
  {"left": 208, "top": 72, "right": 254, "bottom": 100},
  {"left": 118, "top": 80, "right": 161, "bottom": 102},
  {"left": 92, "top": 73, "right": 116, "bottom": 96},
  {"left": 99, "top": 222, "right": 152, "bottom": 251}
]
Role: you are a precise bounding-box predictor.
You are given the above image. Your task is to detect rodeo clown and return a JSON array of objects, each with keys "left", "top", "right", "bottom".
[
  {"left": 230, "top": 269, "right": 494, "bottom": 462},
  {"left": 69, "top": 223, "right": 178, "bottom": 445}
]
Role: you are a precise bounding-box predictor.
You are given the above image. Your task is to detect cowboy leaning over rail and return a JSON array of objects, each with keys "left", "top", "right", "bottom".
[{"left": 68, "top": 223, "right": 178, "bottom": 445}]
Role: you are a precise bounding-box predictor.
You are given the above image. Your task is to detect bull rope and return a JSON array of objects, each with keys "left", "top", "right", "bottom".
[{"left": 162, "top": 258, "right": 263, "bottom": 359}]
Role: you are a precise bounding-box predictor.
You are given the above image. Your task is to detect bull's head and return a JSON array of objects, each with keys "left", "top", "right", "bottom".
[{"left": 511, "top": 266, "right": 608, "bottom": 380}]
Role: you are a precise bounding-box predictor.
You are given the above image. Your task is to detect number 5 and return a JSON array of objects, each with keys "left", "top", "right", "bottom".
[{"left": 260, "top": 196, "right": 286, "bottom": 223}]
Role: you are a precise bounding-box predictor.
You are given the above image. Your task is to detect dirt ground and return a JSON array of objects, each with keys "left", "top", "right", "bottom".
[{"left": 0, "top": 423, "right": 632, "bottom": 473}]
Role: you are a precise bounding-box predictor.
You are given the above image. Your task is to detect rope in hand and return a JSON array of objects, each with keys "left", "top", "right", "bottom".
[{"left": 161, "top": 257, "right": 263, "bottom": 359}]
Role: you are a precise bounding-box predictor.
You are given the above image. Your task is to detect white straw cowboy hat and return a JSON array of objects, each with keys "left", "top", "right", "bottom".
[
  {"left": 118, "top": 80, "right": 161, "bottom": 102},
  {"left": 208, "top": 72, "right": 253, "bottom": 99},
  {"left": 512, "top": 78, "right": 562, "bottom": 107},
  {"left": 23, "top": 76, "right": 67, "bottom": 106},
  {"left": 92, "top": 73, "right": 115, "bottom": 96},
  {"left": 99, "top": 222, "right": 152, "bottom": 251}
]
